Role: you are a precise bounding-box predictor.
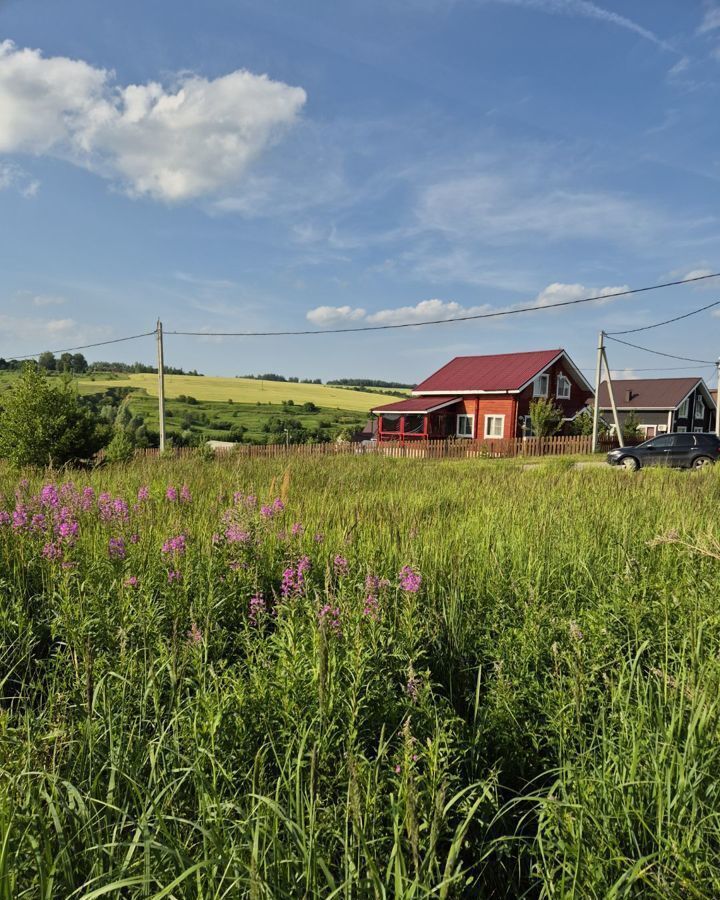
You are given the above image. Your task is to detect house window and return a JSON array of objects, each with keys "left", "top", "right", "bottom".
[
  {"left": 381, "top": 414, "right": 400, "bottom": 433},
  {"left": 677, "top": 397, "right": 689, "bottom": 419},
  {"left": 456, "top": 414, "right": 474, "bottom": 437},
  {"left": 676, "top": 425, "right": 687, "bottom": 433},
  {"left": 694, "top": 427, "right": 704, "bottom": 433},
  {"left": 484, "top": 415, "right": 505, "bottom": 438},
  {"left": 556, "top": 373, "right": 571, "bottom": 400},
  {"left": 404, "top": 414, "right": 424, "bottom": 434},
  {"left": 533, "top": 374, "right": 549, "bottom": 397},
  {"left": 695, "top": 396, "right": 705, "bottom": 420}
]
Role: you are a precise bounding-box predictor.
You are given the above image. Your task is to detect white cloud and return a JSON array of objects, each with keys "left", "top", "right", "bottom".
[
  {"left": 306, "top": 282, "right": 626, "bottom": 328},
  {"left": 533, "top": 282, "right": 629, "bottom": 307},
  {"left": 682, "top": 268, "right": 715, "bottom": 281},
  {"left": 698, "top": 6, "right": 720, "bottom": 34},
  {"left": 0, "top": 161, "right": 39, "bottom": 197},
  {"left": 30, "top": 294, "right": 66, "bottom": 307},
  {"left": 306, "top": 305, "right": 367, "bottom": 326},
  {"left": 0, "top": 40, "right": 306, "bottom": 202},
  {"left": 0, "top": 315, "right": 110, "bottom": 351},
  {"left": 484, "top": 0, "right": 672, "bottom": 50}
]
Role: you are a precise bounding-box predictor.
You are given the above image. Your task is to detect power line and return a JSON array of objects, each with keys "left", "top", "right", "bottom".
[
  {"left": 8, "top": 331, "right": 155, "bottom": 362},
  {"left": 606, "top": 298, "right": 720, "bottom": 336},
  {"left": 579, "top": 363, "right": 715, "bottom": 373},
  {"left": 166, "top": 271, "right": 720, "bottom": 338},
  {"left": 604, "top": 334, "right": 715, "bottom": 365}
]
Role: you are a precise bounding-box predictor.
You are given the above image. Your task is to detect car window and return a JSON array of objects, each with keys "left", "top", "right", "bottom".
[
  {"left": 671, "top": 434, "right": 693, "bottom": 447},
  {"left": 645, "top": 435, "right": 674, "bottom": 449}
]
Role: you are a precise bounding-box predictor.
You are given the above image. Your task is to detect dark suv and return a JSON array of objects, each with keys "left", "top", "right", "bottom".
[{"left": 607, "top": 432, "right": 720, "bottom": 470}]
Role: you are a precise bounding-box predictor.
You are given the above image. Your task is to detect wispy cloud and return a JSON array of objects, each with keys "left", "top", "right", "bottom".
[
  {"left": 0, "top": 161, "right": 39, "bottom": 197},
  {"left": 698, "top": 5, "right": 720, "bottom": 35},
  {"left": 482, "top": 0, "right": 673, "bottom": 51}
]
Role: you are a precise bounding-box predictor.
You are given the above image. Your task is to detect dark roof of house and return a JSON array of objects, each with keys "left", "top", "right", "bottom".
[
  {"left": 413, "top": 349, "right": 586, "bottom": 394},
  {"left": 596, "top": 377, "right": 704, "bottom": 410},
  {"left": 371, "top": 396, "right": 461, "bottom": 415}
]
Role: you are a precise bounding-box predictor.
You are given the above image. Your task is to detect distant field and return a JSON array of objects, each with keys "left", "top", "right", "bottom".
[{"left": 77, "top": 373, "right": 395, "bottom": 412}]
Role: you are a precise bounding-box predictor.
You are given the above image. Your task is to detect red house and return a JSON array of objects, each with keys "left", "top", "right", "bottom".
[{"left": 372, "top": 348, "right": 592, "bottom": 442}]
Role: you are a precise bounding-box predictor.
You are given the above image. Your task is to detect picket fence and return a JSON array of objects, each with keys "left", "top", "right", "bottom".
[{"left": 128, "top": 435, "right": 624, "bottom": 462}]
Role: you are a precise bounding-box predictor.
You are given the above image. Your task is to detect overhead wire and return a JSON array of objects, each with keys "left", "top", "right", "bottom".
[
  {"left": 8, "top": 331, "right": 156, "bottom": 361},
  {"left": 604, "top": 334, "right": 715, "bottom": 365},
  {"left": 165, "top": 271, "right": 720, "bottom": 337}
]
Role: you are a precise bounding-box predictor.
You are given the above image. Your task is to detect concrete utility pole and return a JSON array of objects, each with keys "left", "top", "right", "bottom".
[
  {"left": 602, "top": 347, "right": 624, "bottom": 448},
  {"left": 716, "top": 358, "right": 720, "bottom": 438},
  {"left": 156, "top": 319, "right": 166, "bottom": 453},
  {"left": 591, "top": 331, "right": 604, "bottom": 453}
]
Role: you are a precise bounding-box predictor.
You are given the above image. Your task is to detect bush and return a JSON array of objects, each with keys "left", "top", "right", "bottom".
[
  {"left": 104, "top": 429, "right": 135, "bottom": 463},
  {"left": 0, "top": 365, "right": 108, "bottom": 467}
]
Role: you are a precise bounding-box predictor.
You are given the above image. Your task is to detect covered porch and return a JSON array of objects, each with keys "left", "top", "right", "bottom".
[{"left": 371, "top": 396, "right": 462, "bottom": 442}]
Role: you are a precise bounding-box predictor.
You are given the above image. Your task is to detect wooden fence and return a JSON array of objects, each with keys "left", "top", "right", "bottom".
[{"left": 127, "top": 435, "right": 627, "bottom": 462}]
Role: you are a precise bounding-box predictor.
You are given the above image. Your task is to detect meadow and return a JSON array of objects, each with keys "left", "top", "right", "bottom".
[
  {"left": 1, "top": 455, "right": 719, "bottom": 897},
  {"left": 75, "top": 373, "right": 398, "bottom": 412}
]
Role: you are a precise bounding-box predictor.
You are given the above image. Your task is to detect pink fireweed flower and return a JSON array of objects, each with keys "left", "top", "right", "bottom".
[
  {"left": 291, "top": 522, "right": 304, "bottom": 537},
  {"left": 167, "top": 569, "right": 182, "bottom": 584},
  {"left": 108, "top": 537, "right": 126, "bottom": 560},
  {"left": 318, "top": 603, "right": 342, "bottom": 636},
  {"left": 366, "top": 574, "right": 390, "bottom": 593},
  {"left": 0, "top": 511, "right": 10, "bottom": 526},
  {"left": 42, "top": 542, "right": 62, "bottom": 561},
  {"left": 280, "top": 556, "right": 311, "bottom": 597},
  {"left": 405, "top": 673, "right": 420, "bottom": 702},
  {"left": 260, "top": 505, "right": 273, "bottom": 519},
  {"left": 161, "top": 534, "right": 187, "bottom": 556},
  {"left": 137, "top": 486, "right": 150, "bottom": 502},
  {"left": 211, "top": 532, "right": 221, "bottom": 545},
  {"left": 187, "top": 622, "right": 203, "bottom": 644},
  {"left": 399, "top": 566, "right": 422, "bottom": 594},
  {"left": 12, "top": 506, "right": 29, "bottom": 531},
  {"left": 30, "top": 514, "right": 46, "bottom": 533},
  {"left": 245, "top": 494, "right": 257, "bottom": 509},
  {"left": 314, "top": 532, "right": 324, "bottom": 543},
  {"left": 249, "top": 593, "right": 266, "bottom": 625},
  {"left": 225, "top": 525, "right": 250, "bottom": 544},
  {"left": 180, "top": 484, "right": 192, "bottom": 503},
  {"left": 80, "top": 486, "right": 95, "bottom": 510},
  {"left": 39, "top": 484, "right": 59, "bottom": 508},
  {"left": 56, "top": 520, "right": 79, "bottom": 542},
  {"left": 334, "top": 555, "right": 349, "bottom": 576},
  {"left": 124, "top": 575, "right": 139, "bottom": 588},
  {"left": 363, "top": 595, "right": 380, "bottom": 621},
  {"left": 129, "top": 533, "right": 140, "bottom": 544},
  {"left": 166, "top": 486, "right": 178, "bottom": 502},
  {"left": 273, "top": 498, "right": 285, "bottom": 513}
]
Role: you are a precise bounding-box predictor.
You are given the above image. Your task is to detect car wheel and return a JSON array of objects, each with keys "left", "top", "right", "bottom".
[
  {"left": 620, "top": 456, "right": 639, "bottom": 471},
  {"left": 692, "top": 455, "right": 713, "bottom": 469}
]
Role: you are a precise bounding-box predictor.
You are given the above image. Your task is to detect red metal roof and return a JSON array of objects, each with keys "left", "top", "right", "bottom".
[
  {"left": 371, "top": 396, "right": 461, "bottom": 414},
  {"left": 597, "top": 378, "right": 709, "bottom": 410},
  {"left": 414, "top": 349, "right": 564, "bottom": 394}
]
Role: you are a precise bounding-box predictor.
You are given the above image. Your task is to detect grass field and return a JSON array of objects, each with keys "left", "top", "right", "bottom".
[
  {"left": 1, "top": 455, "right": 720, "bottom": 896},
  {"left": 77, "top": 373, "right": 397, "bottom": 412}
]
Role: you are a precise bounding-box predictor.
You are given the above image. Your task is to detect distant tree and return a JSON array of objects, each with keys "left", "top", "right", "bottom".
[
  {"left": 302, "top": 401, "right": 319, "bottom": 413},
  {"left": 0, "top": 365, "right": 108, "bottom": 467},
  {"left": 58, "top": 352, "right": 73, "bottom": 372},
  {"left": 38, "top": 351, "right": 56, "bottom": 371},
  {"left": 569, "top": 407, "right": 607, "bottom": 436},
  {"left": 529, "top": 397, "right": 563, "bottom": 437},
  {"left": 622, "top": 411, "right": 642, "bottom": 441},
  {"left": 71, "top": 353, "right": 88, "bottom": 374}
]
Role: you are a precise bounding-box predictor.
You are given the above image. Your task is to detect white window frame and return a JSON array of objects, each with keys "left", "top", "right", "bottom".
[
  {"left": 533, "top": 374, "right": 549, "bottom": 398},
  {"left": 676, "top": 425, "right": 687, "bottom": 433},
  {"left": 677, "top": 397, "right": 689, "bottom": 419},
  {"left": 695, "top": 396, "right": 705, "bottom": 420},
  {"left": 555, "top": 373, "right": 571, "bottom": 400},
  {"left": 694, "top": 427, "right": 704, "bottom": 433},
  {"left": 484, "top": 414, "right": 505, "bottom": 439},
  {"left": 456, "top": 414, "right": 474, "bottom": 438}
]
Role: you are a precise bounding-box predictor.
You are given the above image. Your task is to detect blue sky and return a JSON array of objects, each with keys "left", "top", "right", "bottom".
[{"left": 1, "top": 0, "right": 719, "bottom": 384}]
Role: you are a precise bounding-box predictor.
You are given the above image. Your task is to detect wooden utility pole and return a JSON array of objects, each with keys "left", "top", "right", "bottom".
[
  {"left": 156, "top": 319, "right": 166, "bottom": 452},
  {"left": 591, "top": 331, "right": 604, "bottom": 453}
]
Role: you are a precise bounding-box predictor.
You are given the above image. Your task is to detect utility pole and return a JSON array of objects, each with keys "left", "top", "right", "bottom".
[
  {"left": 156, "top": 319, "right": 166, "bottom": 453},
  {"left": 602, "top": 347, "right": 624, "bottom": 448},
  {"left": 591, "top": 331, "right": 604, "bottom": 453},
  {"left": 716, "top": 358, "right": 720, "bottom": 438}
]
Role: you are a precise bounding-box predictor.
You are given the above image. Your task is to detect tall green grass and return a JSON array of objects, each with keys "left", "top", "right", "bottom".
[{"left": 1, "top": 455, "right": 719, "bottom": 897}]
